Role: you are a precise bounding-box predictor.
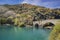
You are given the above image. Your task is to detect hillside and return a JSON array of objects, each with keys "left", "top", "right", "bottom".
[{"left": 0, "top": 3, "right": 60, "bottom": 27}]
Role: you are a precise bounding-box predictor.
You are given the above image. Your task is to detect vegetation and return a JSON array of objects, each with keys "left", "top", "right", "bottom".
[
  {"left": 0, "top": 3, "right": 60, "bottom": 40},
  {"left": 49, "top": 23, "right": 60, "bottom": 40},
  {"left": 0, "top": 17, "right": 7, "bottom": 24},
  {"left": 0, "top": 3, "right": 60, "bottom": 27}
]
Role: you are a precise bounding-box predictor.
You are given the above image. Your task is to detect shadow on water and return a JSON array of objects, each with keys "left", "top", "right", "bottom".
[{"left": 0, "top": 25, "right": 51, "bottom": 32}]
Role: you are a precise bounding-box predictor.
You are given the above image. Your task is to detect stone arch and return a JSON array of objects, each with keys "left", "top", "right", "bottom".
[{"left": 43, "top": 22, "right": 55, "bottom": 29}]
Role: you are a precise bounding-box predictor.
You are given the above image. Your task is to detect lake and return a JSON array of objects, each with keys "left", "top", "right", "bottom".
[{"left": 0, "top": 25, "right": 51, "bottom": 40}]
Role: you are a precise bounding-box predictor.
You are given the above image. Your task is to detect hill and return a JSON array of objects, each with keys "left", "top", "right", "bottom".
[{"left": 0, "top": 3, "right": 60, "bottom": 27}]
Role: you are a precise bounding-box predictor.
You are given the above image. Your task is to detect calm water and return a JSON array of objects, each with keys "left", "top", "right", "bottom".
[{"left": 0, "top": 26, "right": 51, "bottom": 40}]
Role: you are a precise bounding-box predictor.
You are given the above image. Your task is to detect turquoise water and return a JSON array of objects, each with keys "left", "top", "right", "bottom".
[{"left": 0, "top": 26, "right": 51, "bottom": 40}]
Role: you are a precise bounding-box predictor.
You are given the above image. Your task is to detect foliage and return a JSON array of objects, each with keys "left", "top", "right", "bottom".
[
  {"left": 0, "top": 17, "right": 7, "bottom": 24},
  {"left": 0, "top": 3, "right": 60, "bottom": 27},
  {"left": 49, "top": 23, "right": 60, "bottom": 40}
]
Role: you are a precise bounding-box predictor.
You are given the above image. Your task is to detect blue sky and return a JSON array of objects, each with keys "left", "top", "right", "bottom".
[{"left": 0, "top": 0, "right": 60, "bottom": 8}]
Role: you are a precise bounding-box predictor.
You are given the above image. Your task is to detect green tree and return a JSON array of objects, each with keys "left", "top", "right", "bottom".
[{"left": 0, "top": 18, "right": 7, "bottom": 24}]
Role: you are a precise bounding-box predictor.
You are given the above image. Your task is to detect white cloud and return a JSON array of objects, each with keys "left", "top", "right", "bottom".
[
  {"left": 21, "top": 0, "right": 32, "bottom": 4},
  {"left": 21, "top": 0, "right": 42, "bottom": 4}
]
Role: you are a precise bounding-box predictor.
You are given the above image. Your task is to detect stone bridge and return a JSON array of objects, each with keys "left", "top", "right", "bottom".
[{"left": 33, "top": 19, "right": 60, "bottom": 28}]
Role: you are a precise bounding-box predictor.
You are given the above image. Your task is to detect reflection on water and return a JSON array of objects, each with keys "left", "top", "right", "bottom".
[{"left": 0, "top": 25, "right": 51, "bottom": 40}]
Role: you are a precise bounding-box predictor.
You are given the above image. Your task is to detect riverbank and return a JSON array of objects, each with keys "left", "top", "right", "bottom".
[
  {"left": 49, "top": 22, "right": 60, "bottom": 40},
  {"left": 0, "top": 19, "right": 60, "bottom": 29}
]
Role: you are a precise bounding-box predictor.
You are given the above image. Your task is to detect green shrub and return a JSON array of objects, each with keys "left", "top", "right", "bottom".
[{"left": 49, "top": 23, "right": 60, "bottom": 40}]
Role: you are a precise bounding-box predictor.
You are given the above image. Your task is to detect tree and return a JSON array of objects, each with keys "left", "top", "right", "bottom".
[{"left": 0, "top": 18, "right": 7, "bottom": 24}]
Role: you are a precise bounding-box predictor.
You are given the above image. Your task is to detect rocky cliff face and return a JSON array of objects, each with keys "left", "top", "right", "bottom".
[
  {"left": 0, "top": 4, "right": 60, "bottom": 19},
  {"left": 0, "top": 3, "right": 60, "bottom": 27}
]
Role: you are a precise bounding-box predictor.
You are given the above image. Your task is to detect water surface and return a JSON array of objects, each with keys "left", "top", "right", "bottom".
[{"left": 0, "top": 26, "right": 51, "bottom": 40}]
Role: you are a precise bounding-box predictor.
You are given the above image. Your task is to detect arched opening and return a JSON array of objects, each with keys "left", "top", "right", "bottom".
[
  {"left": 43, "top": 22, "right": 55, "bottom": 29},
  {"left": 35, "top": 23, "right": 39, "bottom": 29}
]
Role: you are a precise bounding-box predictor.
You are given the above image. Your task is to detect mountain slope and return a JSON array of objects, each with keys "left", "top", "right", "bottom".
[{"left": 0, "top": 3, "right": 60, "bottom": 26}]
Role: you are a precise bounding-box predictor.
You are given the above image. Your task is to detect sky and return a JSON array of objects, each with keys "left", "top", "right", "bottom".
[{"left": 0, "top": 0, "right": 60, "bottom": 8}]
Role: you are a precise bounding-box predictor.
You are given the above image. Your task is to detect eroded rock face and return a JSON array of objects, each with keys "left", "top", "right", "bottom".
[
  {"left": 0, "top": 6, "right": 16, "bottom": 17},
  {"left": 4, "top": 11, "right": 16, "bottom": 17},
  {"left": 0, "top": 6, "right": 8, "bottom": 10},
  {"left": 43, "top": 22, "right": 55, "bottom": 29},
  {"left": 0, "top": 4, "right": 60, "bottom": 27},
  {"left": 0, "top": 6, "right": 8, "bottom": 13}
]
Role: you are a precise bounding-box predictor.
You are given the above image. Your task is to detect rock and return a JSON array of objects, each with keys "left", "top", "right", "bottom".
[{"left": 43, "top": 22, "right": 55, "bottom": 29}]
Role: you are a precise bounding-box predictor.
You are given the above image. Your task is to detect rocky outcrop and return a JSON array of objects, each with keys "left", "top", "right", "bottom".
[
  {"left": 0, "top": 4, "right": 60, "bottom": 27},
  {"left": 43, "top": 22, "right": 55, "bottom": 29}
]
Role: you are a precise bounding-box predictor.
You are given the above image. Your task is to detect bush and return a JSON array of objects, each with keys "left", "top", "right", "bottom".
[{"left": 49, "top": 23, "right": 60, "bottom": 40}]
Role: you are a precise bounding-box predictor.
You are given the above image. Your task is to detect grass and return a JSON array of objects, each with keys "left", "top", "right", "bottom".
[{"left": 49, "top": 22, "right": 60, "bottom": 40}]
